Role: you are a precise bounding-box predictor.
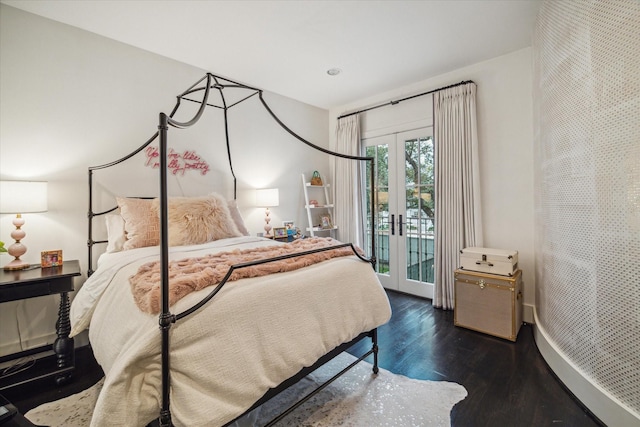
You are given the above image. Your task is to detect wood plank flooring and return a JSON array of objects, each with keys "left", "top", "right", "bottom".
[
  {"left": 349, "top": 290, "right": 604, "bottom": 426},
  {"left": 3, "top": 290, "right": 603, "bottom": 426}
]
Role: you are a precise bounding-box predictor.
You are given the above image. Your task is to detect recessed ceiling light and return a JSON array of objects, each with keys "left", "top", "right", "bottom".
[{"left": 327, "top": 68, "right": 342, "bottom": 76}]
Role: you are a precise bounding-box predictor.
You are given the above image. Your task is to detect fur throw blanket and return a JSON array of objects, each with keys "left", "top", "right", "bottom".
[{"left": 129, "top": 237, "right": 364, "bottom": 314}]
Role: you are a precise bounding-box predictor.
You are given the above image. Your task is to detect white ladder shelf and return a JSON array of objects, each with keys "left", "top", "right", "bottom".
[{"left": 301, "top": 173, "right": 337, "bottom": 237}]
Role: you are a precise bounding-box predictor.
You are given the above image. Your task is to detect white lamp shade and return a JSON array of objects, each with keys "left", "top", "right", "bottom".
[
  {"left": 255, "top": 188, "right": 279, "bottom": 207},
  {"left": 0, "top": 181, "right": 48, "bottom": 213}
]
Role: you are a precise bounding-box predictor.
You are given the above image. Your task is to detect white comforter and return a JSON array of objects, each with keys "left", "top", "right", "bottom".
[{"left": 70, "top": 236, "right": 391, "bottom": 427}]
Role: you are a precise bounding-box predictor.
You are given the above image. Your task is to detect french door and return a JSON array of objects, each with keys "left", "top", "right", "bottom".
[{"left": 364, "top": 128, "right": 435, "bottom": 299}]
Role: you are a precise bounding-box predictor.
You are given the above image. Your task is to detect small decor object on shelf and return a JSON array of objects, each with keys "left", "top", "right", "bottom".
[
  {"left": 310, "top": 171, "right": 323, "bottom": 186},
  {"left": 308, "top": 199, "right": 319, "bottom": 207},
  {"left": 41, "top": 250, "right": 63, "bottom": 268},
  {"left": 272, "top": 227, "right": 287, "bottom": 241},
  {"left": 283, "top": 221, "right": 296, "bottom": 240},
  {"left": 320, "top": 215, "right": 333, "bottom": 229}
]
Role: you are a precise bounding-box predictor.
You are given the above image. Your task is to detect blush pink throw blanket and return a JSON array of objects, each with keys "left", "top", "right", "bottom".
[{"left": 129, "top": 237, "right": 364, "bottom": 314}]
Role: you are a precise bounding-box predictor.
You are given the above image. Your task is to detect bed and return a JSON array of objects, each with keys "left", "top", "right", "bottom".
[{"left": 74, "top": 73, "right": 390, "bottom": 426}]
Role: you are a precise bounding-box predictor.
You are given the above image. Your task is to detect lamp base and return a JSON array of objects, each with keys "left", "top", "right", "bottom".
[
  {"left": 5, "top": 215, "right": 29, "bottom": 270},
  {"left": 263, "top": 207, "right": 273, "bottom": 238},
  {"left": 3, "top": 258, "right": 30, "bottom": 270}
]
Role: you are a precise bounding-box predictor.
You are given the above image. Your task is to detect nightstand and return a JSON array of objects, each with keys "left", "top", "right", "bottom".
[
  {"left": 0, "top": 260, "right": 81, "bottom": 391},
  {"left": 0, "top": 393, "right": 37, "bottom": 426}
]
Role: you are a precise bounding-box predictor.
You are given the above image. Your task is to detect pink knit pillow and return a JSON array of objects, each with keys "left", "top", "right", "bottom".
[{"left": 116, "top": 197, "right": 159, "bottom": 250}]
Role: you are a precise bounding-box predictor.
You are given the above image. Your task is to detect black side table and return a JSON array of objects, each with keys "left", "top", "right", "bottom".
[
  {"left": 0, "top": 260, "right": 81, "bottom": 391},
  {"left": 0, "top": 393, "right": 37, "bottom": 426}
]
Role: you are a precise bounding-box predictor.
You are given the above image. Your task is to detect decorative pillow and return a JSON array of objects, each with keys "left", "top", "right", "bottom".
[
  {"left": 105, "top": 214, "right": 127, "bottom": 253},
  {"left": 227, "top": 199, "right": 250, "bottom": 236},
  {"left": 152, "top": 193, "right": 242, "bottom": 246},
  {"left": 117, "top": 197, "right": 160, "bottom": 250}
]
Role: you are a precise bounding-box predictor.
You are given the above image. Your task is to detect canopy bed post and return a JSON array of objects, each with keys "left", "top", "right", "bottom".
[
  {"left": 158, "top": 112, "right": 173, "bottom": 427},
  {"left": 223, "top": 107, "right": 237, "bottom": 199},
  {"left": 156, "top": 75, "right": 213, "bottom": 426},
  {"left": 369, "top": 158, "right": 377, "bottom": 268},
  {"left": 372, "top": 328, "right": 379, "bottom": 374},
  {"left": 213, "top": 80, "right": 239, "bottom": 200},
  {"left": 87, "top": 169, "right": 95, "bottom": 276}
]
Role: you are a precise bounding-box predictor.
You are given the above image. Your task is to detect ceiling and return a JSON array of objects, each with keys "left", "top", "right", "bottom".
[{"left": 2, "top": 0, "right": 541, "bottom": 110}]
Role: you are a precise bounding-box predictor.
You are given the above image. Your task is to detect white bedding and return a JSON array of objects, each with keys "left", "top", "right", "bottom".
[{"left": 71, "top": 236, "right": 391, "bottom": 426}]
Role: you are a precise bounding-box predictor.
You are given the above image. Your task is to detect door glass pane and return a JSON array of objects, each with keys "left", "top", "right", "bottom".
[
  {"left": 404, "top": 137, "right": 435, "bottom": 283},
  {"left": 365, "top": 144, "right": 389, "bottom": 274}
]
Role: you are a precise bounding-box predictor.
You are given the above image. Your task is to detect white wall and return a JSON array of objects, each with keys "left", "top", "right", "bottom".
[
  {"left": 0, "top": 5, "right": 329, "bottom": 355},
  {"left": 0, "top": 5, "right": 535, "bottom": 354},
  {"left": 532, "top": 1, "right": 640, "bottom": 424},
  {"left": 329, "top": 48, "right": 535, "bottom": 320}
]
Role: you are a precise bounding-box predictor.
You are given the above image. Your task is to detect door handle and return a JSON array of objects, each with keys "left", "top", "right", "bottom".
[
  {"left": 398, "top": 214, "right": 403, "bottom": 236},
  {"left": 391, "top": 214, "right": 395, "bottom": 236}
]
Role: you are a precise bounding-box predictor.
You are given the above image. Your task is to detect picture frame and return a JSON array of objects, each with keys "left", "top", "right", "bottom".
[
  {"left": 320, "top": 215, "right": 333, "bottom": 229},
  {"left": 41, "top": 250, "right": 63, "bottom": 268},
  {"left": 282, "top": 220, "right": 297, "bottom": 238},
  {"left": 273, "top": 227, "right": 287, "bottom": 240}
]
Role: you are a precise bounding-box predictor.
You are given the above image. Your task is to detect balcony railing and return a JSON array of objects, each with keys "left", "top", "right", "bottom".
[{"left": 366, "top": 214, "right": 435, "bottom": 284}]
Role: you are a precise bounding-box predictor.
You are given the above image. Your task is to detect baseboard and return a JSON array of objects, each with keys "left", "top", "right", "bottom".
[
  {"left": 533, "top": 308, "right": 640, "bottom": 427},
  {"left": 523, "top": 303, "right": 535, "bottom": 324}
]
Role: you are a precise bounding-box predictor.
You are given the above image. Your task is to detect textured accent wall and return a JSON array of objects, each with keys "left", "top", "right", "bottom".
[{"left": 533, "top": 0, "right": 639, "bottom": 417}]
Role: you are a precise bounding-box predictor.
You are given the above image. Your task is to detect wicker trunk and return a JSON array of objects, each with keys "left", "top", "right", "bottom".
[{"left": 454, "top": 269, "right": 523, "bottom": 342}]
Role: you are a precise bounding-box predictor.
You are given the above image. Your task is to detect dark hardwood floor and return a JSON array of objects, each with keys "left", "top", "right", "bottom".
[
  {"left": 1, "top": 345, "right": 103, "bottom": 415},
  {"left": 349, "top": 290, "right": 604, "bottom": 427},
  {"left": 3, "top": 290, "right": 603, "bottom": 426}
]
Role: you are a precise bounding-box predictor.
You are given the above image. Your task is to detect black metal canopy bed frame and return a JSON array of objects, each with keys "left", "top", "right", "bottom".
[{"left": 85, "top": 73, "right": 384, "bottom": 426}]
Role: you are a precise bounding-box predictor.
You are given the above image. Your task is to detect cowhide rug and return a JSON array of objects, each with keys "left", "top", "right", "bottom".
[{"left": 26, "top": 353, "right": 467, "bottom": 426}]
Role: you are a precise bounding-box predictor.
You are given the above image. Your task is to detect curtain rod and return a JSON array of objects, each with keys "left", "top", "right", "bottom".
[{"left": 337, "top": 79, "right": 474, "bottom": 120}]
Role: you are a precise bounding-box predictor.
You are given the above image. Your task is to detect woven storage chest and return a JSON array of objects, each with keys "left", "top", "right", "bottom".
[{"left": 454, "top": 269, "right": 523, "bottom": 341}]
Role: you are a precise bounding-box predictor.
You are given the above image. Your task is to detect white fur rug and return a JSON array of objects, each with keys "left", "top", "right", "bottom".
[{"left": 26, "top": 353, "right": 467, "bottom": 426}]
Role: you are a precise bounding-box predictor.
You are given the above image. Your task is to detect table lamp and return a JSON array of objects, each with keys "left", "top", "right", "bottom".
[
  {"left": 0, "top": 181, "right": 48, "bottom": 270},
  {"left": 255, "top": 188, "right": 279, "bottom": 238}
]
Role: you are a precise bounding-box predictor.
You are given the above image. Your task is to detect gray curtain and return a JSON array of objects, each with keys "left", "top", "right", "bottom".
[
  {"left": 333, "top": 115, "right": 365, "bottom": 247},
  {"left": 433, "top": 83, "right": 483, "bottom": 309}
]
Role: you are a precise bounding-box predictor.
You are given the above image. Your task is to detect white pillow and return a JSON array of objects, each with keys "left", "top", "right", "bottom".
[
  {"left": 105, "top": 214, "right": 127, "bottom": 253},
  {"left": 227, "top": 199, "right": 250, "bottom": 236}
]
